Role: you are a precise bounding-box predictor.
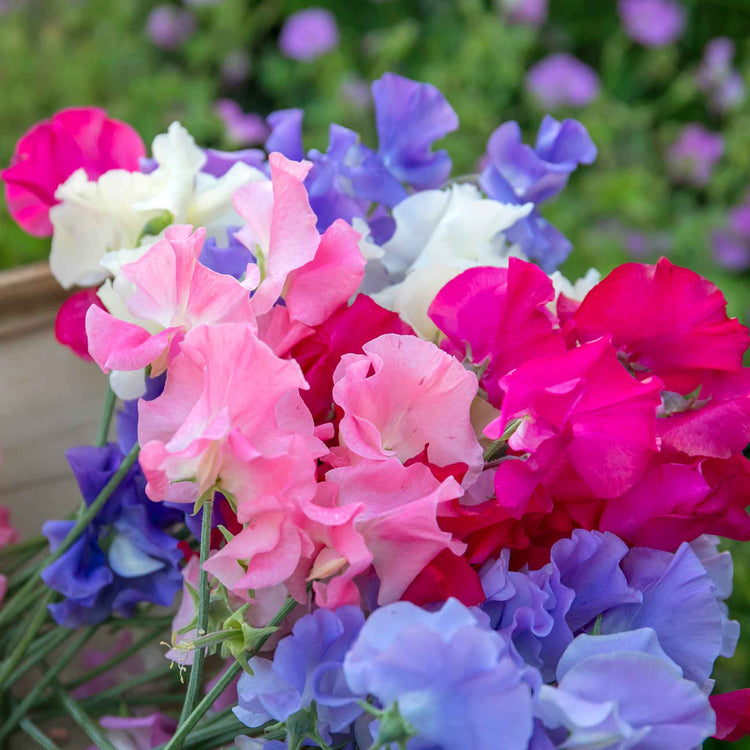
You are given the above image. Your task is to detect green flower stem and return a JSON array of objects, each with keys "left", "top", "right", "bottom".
[
  {"left": 0, "top": 442, "right": 140, "bottom": 630},
  {"left": 177, "top": 498, "right": 214, "bottom": 726},
  {"left": 7, "top": 627, "right": 72, "bottom": 688},
  {"left": 0, "top": 626, "right": 94, "bottom": 742},
  {"left": 0, "top": 534, "right": 46, "bottom": 561},
  {"left": 163, "top": 594, "right": 301, "bottom": 750},
  {"left": 0, "top": 588, "right": 55, "bottom": 689},
  {"left": 181, "top": 714, "right": 246, "bottom": 748},
  {"left": 111, "top": 614, "right": 175, "bottom": 630},
  {"left": 65, "top": 624, "right": 165, "bottom": 690},
  {"left": 96, "top": 381, "right": 117, "bottom": 447},
  {"left": 19, "top": 718, "right": 61, "bottom": 750},
  {"left": 80, "top": 663, "right": 176, "bottom": 708},
  {"left": 49, "top": 679, "right": 117, "bottom": 750}
]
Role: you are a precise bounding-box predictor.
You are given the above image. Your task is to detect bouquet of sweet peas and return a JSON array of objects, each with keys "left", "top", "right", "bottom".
[{"left": 1, "top": 71, "right": 750, "bottom": 749}]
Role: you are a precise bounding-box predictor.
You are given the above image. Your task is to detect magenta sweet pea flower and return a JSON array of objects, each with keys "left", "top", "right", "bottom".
[
  {"left": 618, "top": 0, "right": 686, "bottom": 47},
  {"left": 55, "top": 288, "right": 106, "bottom": 362},
  {"left": 525, "top": 54, "right": 600, "bottom": 108},
  {"left": 1, "top": 107, "right": 145, "bottom": 236},
  {"left": 278, "top": 8, "right": 339, "bottom": 62},
  {"left": 666, "top": 124, "right": 724, "bottom": 187}
]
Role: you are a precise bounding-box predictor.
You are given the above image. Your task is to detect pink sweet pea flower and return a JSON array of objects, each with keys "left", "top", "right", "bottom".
[
  {"left": 2, "top": 107, "right": 145, "bottom": 236},
  {"left": 572, "top": 257, "right": 749, "bottom": 395},
  {"left": 0, "top": 507, "right": 18, "bottom": 608},
  {"left": 86, "top": 225, "right": 256, "bottom": 376},
  {"left": 429, "top": 259, "right": 566, "bottom": 406},
  {"left": 138, "top": 322, "right": 324, "bottom": 508},
  {"left": 55, "top": 288, "right": 106, "bottom": 362},
  {"left": 97, "top": 713, "right": 177, "bottom": 749},
  {"left": 488, "top": 337, "right": 663, "bottom": 513},
  {"left": 332, "top": 334, "right": 484, "bottom": 485},
  {"left": 233, "top": 153, "right": 365, "bottom": 325}
]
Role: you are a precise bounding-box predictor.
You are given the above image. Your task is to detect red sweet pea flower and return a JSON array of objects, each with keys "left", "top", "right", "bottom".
[
  {"left": 711, "top": 688, "right": 750, "bottom": 742},
  {"left": 54, "top": 288, "right": 105, "bottom": 361},
  {"left": 2, "top": 107, "right": 145, "bottom": 237}
]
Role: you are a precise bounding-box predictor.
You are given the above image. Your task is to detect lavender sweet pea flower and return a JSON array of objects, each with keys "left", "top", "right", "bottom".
[
  {"left": 600, "top": 542, "right": 739, "bottom": 688},
  {"left": 145, "top": 5, "right": 196, "bottom": 50},
  {"left": 500, "top": 0, "right": 548, "bottom": 27},
  {"left": 41, "top": 445, "right": 182, "bottom": 627},
  {"left": 618, "top": 0, "right": 686, "bottom": 47},
  {"left": 666, "top": 124, "right": 723, "bottom": 187},
  {"left": 537, "top": 630, "right": 716, "bottom": 749},
  {"left": 343, "top": 599, "right": 536, "bottom": 750},
  {"left": 200, "top": 227, "right": 255, "bottom": 279},
  {"left": 265, "top": 109, "right": 305, "bottom": 161},
  {"left": 278, "top": 8, "right": 339, "bottom": 62},
  {"left": 215, "top": 100, "right": 269, "bottom": 147},
  {"left": 372, "top": 73, "right": 459, "bottom": 189},
  {"left": 234, "top": 607, "right": 364, "bottom": 738},
  {"left": 526, "top": 54, "right": 600, "bottom": 109},
  {"left": 201, "top": 148, "right": 266, "bottom": 179}
]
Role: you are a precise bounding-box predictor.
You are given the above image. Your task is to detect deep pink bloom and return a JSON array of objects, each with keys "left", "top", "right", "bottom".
[
  {"left": 86, "top": 225, "right": 256, "bottom": 376},
  {"left": 711, "top": 689, "right": 750, "bottom": 742},
  {"left": 214, "top": 99, "right": 268, "bottom": 146},
  {"left": 526, "top": 54, "right": 600, "bottom": 109},
  {"left": 278, "top": 7, "right": 339, "bottom": 61},
  {"left": 488, "top": 338, "right": 663, "bottom": 513},
  {"left": 55, "top": 288, "right": 106, "bottom": 362},
  {"left": 332, "top": 334, "right": 484, "bottom": 484},
  {"left": 573, "top": 257, "right": 749, "bottom": 394},
  {"left": 138, "top": 322, "right": 323, "bottom": 507},
  {"left": 0, "top": 507, "right": 18, "bottom": 548},
  {"left": 291, "top": 294, "right": 414, "bottom": 423},
  {"left": 666, "top": 124, "right": 724, "bottom": 187},
  {"left": 618, "top": 0, "right": 686, "bottom": 47},
  {"left": 429, "top": 259, "right": 566, "bottom": 406},
  {"left": 2, "top": 107, "right": 145, "bottom": 236}
]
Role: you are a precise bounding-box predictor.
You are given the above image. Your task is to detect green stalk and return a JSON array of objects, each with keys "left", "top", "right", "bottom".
[
  {"left": 0, "top": 627, "right": 94, "bottom": 742},
  {"left": 81, "top": 663, "right": 175, "bottom": 708},
  {"left": 162, "top": 594, "right": 300, "bottom": 750},
  {"left": 181, "top": 715, "right": 246, "bottom": 748},
  {"left": 6, "top": 628, "right": 72, "bottom": 688},
  {"left": 96, "top": 382, "right": 117, "bottom": 447},
  {"left": 177, "top": 498, "right": 214, "bottom": 725},
  {"left": 49, "top": 680, "right": 117, "bottom": 750},
  {"left": 65, "top": 624, "right": 164, "bottom": 689},
  {"left": 0, "top": 588, "right": 55, "bottom": 689},
  {"left": 0, "top": 443, "right": 140, "bottom": 629},
  {"left": 19, "top": 718, "right": 61, "bottom": 750}
]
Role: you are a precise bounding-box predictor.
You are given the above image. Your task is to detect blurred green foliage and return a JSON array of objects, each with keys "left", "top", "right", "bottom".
[{"left": 1, "top": 0, "right": 750, "bottom": 702}]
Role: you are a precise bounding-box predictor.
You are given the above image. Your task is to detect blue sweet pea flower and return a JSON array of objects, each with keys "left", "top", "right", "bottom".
[{"left": 41, "top": 444, "right": 182, "bottom": 628}]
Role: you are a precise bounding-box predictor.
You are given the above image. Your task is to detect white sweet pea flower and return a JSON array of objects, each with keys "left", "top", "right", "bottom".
[
  {"left": 370, "top": 184, "right": 532, "bottom": 339},
  {"left": 48, "top": 122, "right": 265, "bottom": 289},
  {"left": 549, "top": 268, "right": 601, "bottom": 303}
]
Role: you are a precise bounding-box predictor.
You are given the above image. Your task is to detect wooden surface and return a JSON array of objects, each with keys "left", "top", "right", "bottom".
[{"left": 0, "top": 263, "right": 104, "bottom": 537}]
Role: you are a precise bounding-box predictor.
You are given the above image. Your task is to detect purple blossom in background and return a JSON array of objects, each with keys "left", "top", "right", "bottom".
[
  {"left": 340, "top": 78, "right": 372, "bottom": 109},
  {"left": 536, "top": 630, "right": 716, "bottom": 748},
  {"left": 221, "top": 51, "right": 251, "bottom": 87},
  {"left": 278, "top": 7, "right": 339, "bottom": 62},
  {"left": 697, "top": 38, "right": 746, "bottom": 113},
  {"left": 95, "top": 713, "right": 177, "bottom": 749},
  {"left": 713, "top": 194, "right": 750, "bottom": 271},
  {"left": 618, "top": 0, "right": 686, "bottom": 47},
  {"left": 214, "top": 100, "right": 269, "bottom": 147},
  {"left": 500, "top": 0, "right": 548, "bottom": 27},
  {"left": 666, "top": 123, "right": 724, "bottom": 187},
  {"left": 343, "top": 599, "right": 536, "bottom": 750},
  {"left": 235, "top": 607, "right": 364, "bottom": 739},
  {"left": 526, "top": 54, "right": 600, "bottom": 109},
  {"left": 145, "top": 5, "right": 196, "bottom": 50},
  {"left": 41, "top": 445, "right": 182, "bottom": 628},
  {"left": 372, "top": 72, "right": 459, "bottom": 189}
]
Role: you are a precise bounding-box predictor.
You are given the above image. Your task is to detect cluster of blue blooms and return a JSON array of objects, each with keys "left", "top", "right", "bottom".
[{"left": 233, "top": 530, "right": 735, "bottom": 749}]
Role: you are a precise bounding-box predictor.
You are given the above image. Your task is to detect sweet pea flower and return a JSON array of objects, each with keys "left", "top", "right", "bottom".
[
  {"left": 666, "top": 124, "right": 724, "bottom": 187},
  {"left": 526, "top": 54, "right": 600, "bottom": 109},
  {"left": 618, "top": 0, "right": 686, "bottom": 48},
  {"left": 214, "top": 100, "right": 269, "bottom": 146},
  {"left": 343, "top": 599, "right": 536, "bottom": 750},
  {"left": 49, "top": 122, "right": 263, "bottom": 289},
  {"left": 696, "top": 38, "right": 746, "bottom": 113},
  {"left": 278, "top": 8, "right": 339, "bottom": 61},
  {"left": 2, "top": 107, "right": 145, "bottom": 237},
  {"left": 332, "top": 334, "right": 484, "bottom": 483},
  {"left": 712, "top": 193, "right": 750, "bottom": 272},
  {"left": 146, "top": 5, "right": 196, "bottom": 50},
  {"left": 370, "top": 184, "right": 531, "bottom": 338},
  {"left": 711, "top": 689, "right": 750, "bottom": 742},
  {"left": 137, "top": 322, "right": 324, "bottom": 508},
  {"left": 0, "top": 506, "right": 18, "bottom": 607},
  {"left": 86, "top": 225, "right": 256, "bottom": 385},
  {"left": 55, "top": 288, "right": 106, "bottom": 362},
  {"left": 429, "top": 259, "right": 566, "bottom": 406},
  {"left": 537, "top": 630, "right": 716, "bottom": 748}
]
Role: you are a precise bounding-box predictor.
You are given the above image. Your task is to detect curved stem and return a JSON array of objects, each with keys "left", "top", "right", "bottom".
[{"left": 96, "top": 382, "right": 117, "bottom": 447}]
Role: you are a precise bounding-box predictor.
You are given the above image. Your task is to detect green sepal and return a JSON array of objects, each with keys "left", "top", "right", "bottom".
[{"left": 138, "top": 210, "right": 175, "bottom": 242}]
